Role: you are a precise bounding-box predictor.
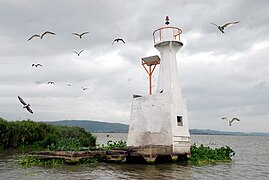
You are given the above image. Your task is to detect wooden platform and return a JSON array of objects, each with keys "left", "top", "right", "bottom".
[
  {"left": 29, "top": 145, "right": 190, "bottom": 163},
  {"left": 30, "top": 150, "right": 128, "bottom": 163}
]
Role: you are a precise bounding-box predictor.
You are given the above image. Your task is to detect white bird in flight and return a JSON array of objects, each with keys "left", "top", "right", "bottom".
[
  {"left": 112, "top": 38, "right": 125, "bottom": 45},
  {"left": 47, "top": 81, "right": 55, "bottom": 85},
  {"left": 221, "top": 117, "right": 240, "bottom": 126},
  {"left": 32, "top": 63, "right": 42, "bottom": 67},
  {"left": 211, "top": 21, "right": 240, "bottom": 33},
  {"left": 72, "top": 32, "right": 89, "bottom": 38},
  {"left": 73, "top": 50, "right": 84, "bottom": 56}
]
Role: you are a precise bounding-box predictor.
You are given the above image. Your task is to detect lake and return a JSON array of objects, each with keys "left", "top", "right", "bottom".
[{"left": 0, "top": 134, "right": 269, "bottom": 179}]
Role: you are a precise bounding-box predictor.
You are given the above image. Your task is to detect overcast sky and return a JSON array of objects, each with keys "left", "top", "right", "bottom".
[{"left": 1, "top": 0, "right": 269, "bottom": 133}]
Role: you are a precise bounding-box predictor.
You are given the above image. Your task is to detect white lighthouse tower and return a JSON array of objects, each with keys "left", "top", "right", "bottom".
[{"left": 127, "top": 17, "right": 191, "bottom": 163}]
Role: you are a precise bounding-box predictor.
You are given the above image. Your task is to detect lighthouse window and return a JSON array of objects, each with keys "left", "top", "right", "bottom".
[{"left": 177, "top": 116, "right": 183, "bottom": 126}]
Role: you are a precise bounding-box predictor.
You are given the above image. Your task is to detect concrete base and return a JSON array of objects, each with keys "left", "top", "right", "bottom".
[{"left": 127, "top": 145, "right": 190, "bottom": 163}]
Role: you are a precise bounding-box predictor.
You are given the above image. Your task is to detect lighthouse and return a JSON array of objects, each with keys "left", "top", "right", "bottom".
[{"left": 127, "top": 17, "right": 191, "bottom": 163}]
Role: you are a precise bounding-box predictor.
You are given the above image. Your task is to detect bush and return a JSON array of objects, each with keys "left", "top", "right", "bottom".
[
  {"left": 47, "top": 138, "right": 82, "bottom": 151},
  {"left": 0, "top": 118, "right": 96, "bottom": 150}
]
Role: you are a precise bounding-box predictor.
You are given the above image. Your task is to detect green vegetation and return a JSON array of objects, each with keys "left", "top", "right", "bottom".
[
  {"left": 20, "top": 140, "right": 128, "bottom": 167},
  {"left": 188, "top": 144, "right": 235, "bottom": 165},
  {"left": 19, "top": 140, "right": 235, "bottom": 166},
  {"left": 79, "top": 157, "right": 99, "bottom": 164},
  {"left": 19, "top": 155, "right": 65, "bottom": 167},
  {"left": 20, "top": 154, "right": 99, "bottom": 167},
  {"left": 0, "top": 117, "right": 96, "bottom": 151},
  {"left": 47, "top": 138, "right": 84, "bottom": 151},
  {"left": 98, "top": 140, "right": 127, "bottom": 150},
  {"left": 1, "top": 117, "right": 235, "bottom": 166}
]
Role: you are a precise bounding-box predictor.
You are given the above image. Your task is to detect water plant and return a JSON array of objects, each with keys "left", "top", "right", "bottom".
[
  {"left": 188, "top": 144, "right": 235, "bottom": 165},
  {"left": 79, "top": 158, "right": 99, "bottom": 164},
  {"left": 98, "top": 140, "right": 127, "bottom": 150},
  {"left": 47, "top": 138, "right": 83, "bottom": 151},
  {"left": 20, "top": 155, "right": 65, "bottom": 167}
]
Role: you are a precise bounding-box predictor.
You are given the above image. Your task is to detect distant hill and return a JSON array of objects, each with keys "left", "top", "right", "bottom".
[
  {"left": 44, "top": 120, "right": 269, "bottom": 136},
  {"left": 190, "top": 129, "right": 269, "bottom": 136},
  {"left": 45, "top": 120, "right": 129, "bottom": 133}
]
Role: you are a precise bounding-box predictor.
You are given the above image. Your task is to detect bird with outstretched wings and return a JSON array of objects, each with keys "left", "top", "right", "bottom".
[
  {"left": 32, "top": 63, "right": 42, "bottom": 67},
  {"left": 112, "top": 38, "right": 126, "bottom": 45},
  {"left": 47, "top": 81, "right": 55, "bottom": 85},
  {"left": 18, "top": 96, "right": 33, "bottom": 114},
  {"left": 28, "top": 31, "right": 56, "bottom": 41},
  {"left": 72, "top": 32, "right": 89, "bottom": 38},
  {"left": 221, "top": 117, "right": 240, "bottom": 126},
  {"left": 229, "top": 117, "right": 240, "bottom": 126},
  {"left": 211, "top": 21, "right": 240, "bottom": 33},
  {"left": 73, "top": 50, "right": 84, "bottom": 56}
]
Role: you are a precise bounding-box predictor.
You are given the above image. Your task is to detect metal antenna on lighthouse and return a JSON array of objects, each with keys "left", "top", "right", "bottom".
[{"left": 165, "top": 16, "right": 170, "bottom": 25}]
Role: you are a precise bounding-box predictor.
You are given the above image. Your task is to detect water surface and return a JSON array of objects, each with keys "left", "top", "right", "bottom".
[{"left": 0, "top": 134, "right": 269, "bottom": 179}]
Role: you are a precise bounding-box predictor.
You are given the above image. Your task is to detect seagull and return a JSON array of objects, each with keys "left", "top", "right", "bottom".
[
  {"left": 47, "top": 81, "right": 55, "bottom": 85},
  {"left": 81, "top": 87, "right": 88, "bottom": 90},
  {"left": 211, "top": 21, "right": 240, "bottom": 33},
  {"left": 32, "top": 63, "right": 42, "bottom": 67},
  {"left": 229, "top": 117, "right": 240, "bottom": 126},
  {"left": 67, "top": 84, "right": 71, "bottom": 86},
  {"left": 72, "top": 32, "right": 89, "bottom": 38},
  {"left": 73, "top": 50, "right": 84, "bottom": 56},
  {"left": 18, "top": 96, "right": 33, "bottom": 114},
  {"left": 112, "top": 38, "right": 125, "bottom": 45},
  {"left": 160, "top": 89, "right": 164, "bottom": 93},
  {"left": 221, "top": 117, "right": 240, "bottom": 126},
  {"left": 28, "top": 31, "right": 56, "bottom": 41}
]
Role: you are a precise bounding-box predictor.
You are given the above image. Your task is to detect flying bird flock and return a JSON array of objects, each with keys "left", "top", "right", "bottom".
[
  {"left": 19, "top": 16, "right": 241, "bottom": 126},
  {"left": 20, "top": 29, "right": 127, "bottom": 114}
]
